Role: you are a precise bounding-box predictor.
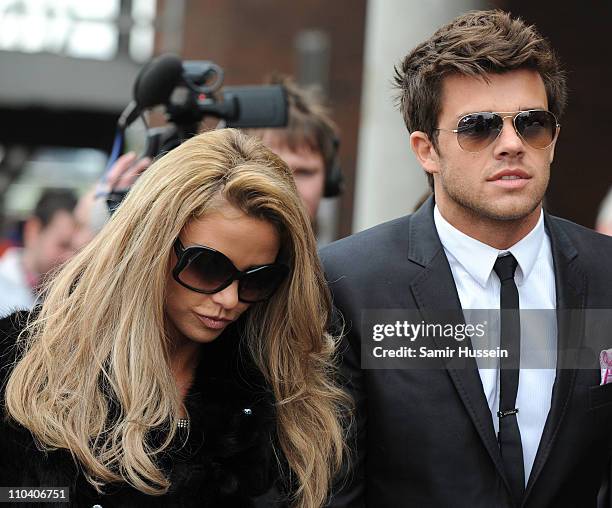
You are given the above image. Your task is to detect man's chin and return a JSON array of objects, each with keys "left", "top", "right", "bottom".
[
  {"left": 457, "top": 193, "right": 543, "bottom": 223},
  {"left": 483, "top": 200, "right": 542, "bottom": 222}
]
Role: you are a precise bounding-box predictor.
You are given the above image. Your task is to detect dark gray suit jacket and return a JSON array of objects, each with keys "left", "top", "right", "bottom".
[{"left": 321, "top": 197, "right": 612, "bottom": 508}]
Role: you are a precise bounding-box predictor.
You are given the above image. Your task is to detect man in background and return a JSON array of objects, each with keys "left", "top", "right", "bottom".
[
  {"left": 80, "top": 79, "right": 339, "bottom": 245},
  {"left": 250, "top": 76, "right": 343, "bottom": 226},
  {"left": 0, "top": 188, "right": 76, "bottom": 315}
]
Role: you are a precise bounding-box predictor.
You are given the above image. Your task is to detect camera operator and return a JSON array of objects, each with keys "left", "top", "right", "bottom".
[
  {"left": 250, "top": 76, "right": 342, "bottom": 226},
  {"left": 95, "top": 63, "right": 341, "bottom": 241}
]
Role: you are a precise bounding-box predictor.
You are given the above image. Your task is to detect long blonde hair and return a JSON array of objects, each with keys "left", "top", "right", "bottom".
[{"left": 5, "top": 129, "right": 350, "bottom": 507}]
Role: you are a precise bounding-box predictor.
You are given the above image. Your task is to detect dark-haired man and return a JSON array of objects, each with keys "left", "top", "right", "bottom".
[
  {"left": 322, "top": 10, "right": 612, "bottom": 508},
  {"left": 0, "top": 188, "right": 77, "bottom": 315}
]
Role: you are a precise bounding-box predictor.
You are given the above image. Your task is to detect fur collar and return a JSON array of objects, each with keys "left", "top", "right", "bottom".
[{"left": 0, "top": 311, "right": 283, "bottom": 507}]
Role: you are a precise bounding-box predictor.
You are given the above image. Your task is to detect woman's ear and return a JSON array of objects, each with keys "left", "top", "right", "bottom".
[{"left": 410, "top": 131, "right": 440, "bottom": 177}]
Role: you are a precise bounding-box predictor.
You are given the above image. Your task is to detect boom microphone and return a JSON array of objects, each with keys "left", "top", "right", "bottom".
[
  {"left": 118, "top": 54, "right": 183, "bottom": 129},
  {"left": 134, "top": 53, "right": 183, "bottom": 108},
  {"left": 108, "top": 54, "right": 290, "bottom": 213}
]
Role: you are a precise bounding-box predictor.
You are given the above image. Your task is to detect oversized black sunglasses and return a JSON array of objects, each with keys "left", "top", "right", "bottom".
[
  {"left": 172, "top": 239, "right": 289, "bottom": 303},
  {"left": 436, "top": 109, "right": 560, "bottom": 153}
]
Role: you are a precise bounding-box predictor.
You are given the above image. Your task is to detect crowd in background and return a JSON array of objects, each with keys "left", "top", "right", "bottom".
[{"left": 0, "top": 75, "right": 342, "bottom": 318}]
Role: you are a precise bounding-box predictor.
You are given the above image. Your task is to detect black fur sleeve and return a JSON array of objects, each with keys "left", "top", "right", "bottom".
[{"left": 0, "top": 311, "right": 31, "bottom": 401}]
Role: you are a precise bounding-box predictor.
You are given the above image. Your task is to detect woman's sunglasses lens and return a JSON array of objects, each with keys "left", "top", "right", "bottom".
[
  {"left": 179, "top": 249, "right": 234, "bottom": 292},
  {"left": 457, "top": 113, "right": 503, "bottom": 152},
  {"left": 515, "top": 110, "right": 557, "bottom": 148},
  {"left": 239, "top": 266, "right": 287, "bottom": 303}
]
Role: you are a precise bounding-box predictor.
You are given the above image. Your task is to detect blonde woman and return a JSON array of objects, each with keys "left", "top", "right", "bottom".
[{"left": 0, "top": 129, "right": 349, "bottom": 507}]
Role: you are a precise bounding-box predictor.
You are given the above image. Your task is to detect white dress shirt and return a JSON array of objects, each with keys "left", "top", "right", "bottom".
[
  {"left": 0, "top": 247, "right": 35, "bottom": 316},
  {"left": 433, "top": 205, "right": 557, "bottom": 484}
]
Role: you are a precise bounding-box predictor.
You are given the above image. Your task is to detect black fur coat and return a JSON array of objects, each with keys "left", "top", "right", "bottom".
[{"left": 0, "top": 311, "right": 287, "bottom": 508}]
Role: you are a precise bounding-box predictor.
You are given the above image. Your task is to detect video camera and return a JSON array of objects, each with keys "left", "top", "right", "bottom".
[{"left": 107, "top": 54, "right": 288, "bottom": 210}]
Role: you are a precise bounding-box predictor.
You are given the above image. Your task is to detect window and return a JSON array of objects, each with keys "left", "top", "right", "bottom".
[{"left": 0, "top": 0, "right": 155, "bottom": 61}]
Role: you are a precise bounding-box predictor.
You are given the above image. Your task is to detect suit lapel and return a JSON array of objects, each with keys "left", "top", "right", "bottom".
[
  {"left": 407, "top": 198, "right": 510, "bottom": 491},
  {"left": 523, "top": 215, "right": 586, "bottom": 502}
]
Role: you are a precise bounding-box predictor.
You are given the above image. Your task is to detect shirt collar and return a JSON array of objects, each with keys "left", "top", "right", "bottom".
[{"left": 433, "top": 205, "right": 545, "bottom": 287}]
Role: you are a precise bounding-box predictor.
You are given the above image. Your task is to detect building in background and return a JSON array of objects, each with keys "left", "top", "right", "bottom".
[
  {"left": 0, "top": 0, "right": 155, "bottom": 234},
  {"left": 168, "top": 0, "right": 367, "bottom": 241},
  {"left": 0, "top": 0, "right": 609, "bottom": 241}
]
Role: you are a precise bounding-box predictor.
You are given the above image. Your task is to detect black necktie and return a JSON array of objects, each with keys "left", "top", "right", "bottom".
[{"left": 493, "top": 254, "right": 525, "bottom": 504}]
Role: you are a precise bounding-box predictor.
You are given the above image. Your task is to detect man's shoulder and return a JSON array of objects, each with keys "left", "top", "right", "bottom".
[
  {"left": 320, "top": 214, "right": 414, "bottom": 264},
  {"left": 0, "top": 272, "right": 34, "bottom": 316},
  {"left": 0, "top": 248, "right": 25, "bottom": 282},
  {"left": 547, "top": 214, "right": 612, "bottom": 251}
]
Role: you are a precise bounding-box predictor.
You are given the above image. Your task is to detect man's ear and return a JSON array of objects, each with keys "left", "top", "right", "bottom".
[
  {"left": 23, "top": 217, "right": 42, "bottom": 249},
  {"left": 410, "top": 131, "right": 440, "bottom": 176},
  {"left": 549, "top": 126, "right": 560, "bottom": 163}
]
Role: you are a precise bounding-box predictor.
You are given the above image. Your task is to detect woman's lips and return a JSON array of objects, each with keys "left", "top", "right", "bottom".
[{"left": 196, "top": 314, "right": 232, "bottom": 330}]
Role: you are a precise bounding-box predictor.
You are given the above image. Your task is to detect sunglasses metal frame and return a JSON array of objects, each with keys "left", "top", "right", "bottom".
[
  {"left": 172, "top": 238, "right": 289, "bottom": 303},
  {"left": 435, "top": 109, "right": 560, "bottom": 153}
]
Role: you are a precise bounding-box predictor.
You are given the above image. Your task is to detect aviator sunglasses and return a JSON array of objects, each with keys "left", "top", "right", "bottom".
[
  {"left": 436, "top": 109, "right": 560, "bottom": 153},
  {"left": 172, "top": 239, "right": 289, "bottom": 303}
]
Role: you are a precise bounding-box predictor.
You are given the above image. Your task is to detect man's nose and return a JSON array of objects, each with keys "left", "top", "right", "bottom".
[{"left": 493, "top": 116, "right": 524, "bottom": 157}]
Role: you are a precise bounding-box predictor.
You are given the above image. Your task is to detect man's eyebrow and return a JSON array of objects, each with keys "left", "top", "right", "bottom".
[
  {"left": 454, "top": 106, "right": 548, "bottom": 120},
  {"left": 454, "top": 110, "right": 490, "bottom": 120}
]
